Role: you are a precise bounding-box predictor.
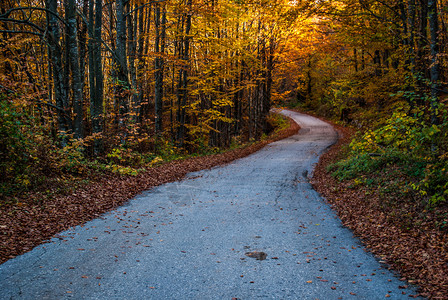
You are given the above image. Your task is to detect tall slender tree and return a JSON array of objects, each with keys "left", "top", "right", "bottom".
[{"left": 66, "top": 0, "right": 83, "bottom": 139}]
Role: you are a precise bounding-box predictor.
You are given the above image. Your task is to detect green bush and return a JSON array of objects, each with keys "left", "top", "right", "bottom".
[
  {"left": 331, "top": 108, "right": 448, "bottom": 206},
  {"left": 0, "top": 99, "right": 34, "bottom": 194}
]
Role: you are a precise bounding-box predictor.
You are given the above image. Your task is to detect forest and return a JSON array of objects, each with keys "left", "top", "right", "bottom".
[
  {"left": 1, "top": 0, "right": 297, "bottom": 194},
  {"left": 1, "top": 0, "right": 447, "bottom": 204},
  {"left": 1, "top": 0, "right": 448, "bottom": 297}
]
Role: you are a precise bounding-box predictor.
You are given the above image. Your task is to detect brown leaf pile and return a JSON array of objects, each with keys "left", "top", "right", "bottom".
[
  {"left": 311, "top": 123, "right": 448, "bottom": 299},
  {"left": 0, "top": 118, "right": 299, "bottom": 265}
]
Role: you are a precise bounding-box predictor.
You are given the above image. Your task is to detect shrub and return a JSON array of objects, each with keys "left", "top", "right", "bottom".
[
  {"left": 0, "top": 99, "right": 35, "bottom": 195},
  {"left": 332, "top": 108, "right": 448, "bottom": 206}
]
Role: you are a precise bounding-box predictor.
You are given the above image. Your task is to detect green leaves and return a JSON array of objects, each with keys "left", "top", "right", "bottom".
[
  {"left": 0, "top": 100, "right": 34, "bottom": 194},
  {"left": 332, "top": 108, "right": 448, "bottom": 206}
]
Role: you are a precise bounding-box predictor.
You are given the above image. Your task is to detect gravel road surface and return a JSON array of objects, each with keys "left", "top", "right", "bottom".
[{"left": 0, "top": 110, "right": 421, "bottom": 299}]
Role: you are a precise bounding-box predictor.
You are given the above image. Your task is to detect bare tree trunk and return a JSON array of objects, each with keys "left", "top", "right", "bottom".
[
  {"left": 428, "top": 0, "right": 440, "bottom": 125},
  {"left": 408, "top": 0, "right": 416, "bottom": 53},
  {"left": 417, "top": 0, "right": 429, "bottom": 74},
  {"left": 79, "top": 0, "right": 89, "bottom": 111},
  {"left": 89, "top": 0, "right": 104, "bottom": 154},
  {"left": 128, "top": 4, "right": 138, "bottom": 124},
  {"left": 47, "top": 0, "right": 70, "bottom": 146},
  {"left": 263, "top": 35, "right": 274, "bottom": 132},
  {"left": 136, "top": 4, "right": 151, "bottom": 124},
  {"left": 399, "top": 0, "right": 409, "bottom": 46},
  {"left": 116, "top": 0, "right": 129, "bottom": 137},
  {"left": 176, "top": 0, "right": 192, "bottom": 146},
  {"left": 154, "top": 3, "right": 166, "bottom": 134},
  {"left": 176, "top": 15, "right": 185, "bottom": 144},
  {"left": 66, "top": 0, "right": 83, "bottom": 139},
  {"left": 306, "top": 57, "right": 312, "bottom": 99},
  {"left": 361, "top": 49, "right": 365, "bottom": 70}
]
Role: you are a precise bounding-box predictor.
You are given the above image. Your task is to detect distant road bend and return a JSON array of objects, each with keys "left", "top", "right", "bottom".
[{"left": 0, "top": 110, "right": 421, "bottom": 299}]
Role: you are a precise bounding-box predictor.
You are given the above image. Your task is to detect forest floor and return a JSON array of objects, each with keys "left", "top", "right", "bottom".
[
  {"left": 310, "top": 117, "right": 448, "bottom": 299},
  {"left": 1, "top": 110, "right": 446, "bottom": 298},
  {"left": 0, "top": 115, "right": 300, "bottom": 265},
  {"left": 0, "top": 109, "right": 417, "bottom": 299}
]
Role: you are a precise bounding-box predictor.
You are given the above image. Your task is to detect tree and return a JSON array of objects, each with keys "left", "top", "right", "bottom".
[
  {"left": 89, "top": 0, "right": 104, "bottom": 154},
  {"left": 428, "top": 0, "right": 440, "bottom": 125},
  {"left": 47, "top": 0, "right": 71, "bottom": 145},
  {"left": 0, "top": 0, "right": 313, "bottom": 164},
  {"left": 154, "top": 2, "right": 166, "bottom": 134},
  {"left": 176, "top": 0, "right": 192, "bottom": 146},
  {"left": 66, "top": 0, "right": 83, "bottom": 139}
]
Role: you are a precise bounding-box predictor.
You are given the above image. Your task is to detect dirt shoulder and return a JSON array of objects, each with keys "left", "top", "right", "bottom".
[
  {"left": 0, "top": 116, "right": 299, "bottom": 265},
  {"left": 311, "top": 122, "right": 448, "bottom": 299}
]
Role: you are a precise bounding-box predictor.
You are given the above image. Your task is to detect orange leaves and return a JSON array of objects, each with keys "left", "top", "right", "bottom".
[
  {"left": 0, "top": 117, "right": 298, "bottom": 265},
  {"left": 311, "top": 121, "right": 448, "bottom": 298}
]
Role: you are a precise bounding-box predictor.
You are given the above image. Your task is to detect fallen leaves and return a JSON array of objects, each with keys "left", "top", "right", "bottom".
[
  {"left": 245, "top": 251, "right": 267, "bottom": 261},
  {"left": 0, "top": 118, "right": 300, "bottom": 264},
  {"left": 310, "top": 119, "right": 448, "bottom": 299}
]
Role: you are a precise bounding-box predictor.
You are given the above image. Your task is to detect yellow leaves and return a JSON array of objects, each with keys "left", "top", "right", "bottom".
[
  {"left": 350, "top": 130, "right": 379, "bottom": 154},
  {"left": 150, "top": 157, "right": 164, "bottom": 166},
  {"left": 106, "top": 164, "right": 140, "bottom": 176},
  {"left": 16, "top": 174, "right": 30, "bottom": 187}
]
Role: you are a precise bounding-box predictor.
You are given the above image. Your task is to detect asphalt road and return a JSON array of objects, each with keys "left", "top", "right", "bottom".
[{"left": 0, "top": 110, "right": 421, "bottom": 299}]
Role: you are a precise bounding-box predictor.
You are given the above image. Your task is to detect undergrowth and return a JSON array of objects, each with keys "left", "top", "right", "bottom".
[
  {"left": 329, "top": 107, "right": 448, "bottom": 208},
  {"left": 1, "top": 105, "right": 286, "bottom": 204}
]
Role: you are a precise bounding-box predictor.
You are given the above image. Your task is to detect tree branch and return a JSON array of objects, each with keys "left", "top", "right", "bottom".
[
  {"left": 125, "top": 0, "right": 167, "bottom": 18},
  {"left": 0, "top": 17, "right": 45, "bottom": 33},
  {"left": 76, "top": 8, "right": 128, "bottom": 71},
  {"left": 0, "top": 29, "right": 43, "bottom": 37},
  {"left": 0, "top": 85, "right": 68, "bottom": 116},
  {"left": 0, "top": 6, "right": 68, "bottom": 27},
  {"left": 0, "top": 84, "right": 17, "bottom": 94},
  {"left": 33, "top": 99, "right": 69, "bottom": 115}
]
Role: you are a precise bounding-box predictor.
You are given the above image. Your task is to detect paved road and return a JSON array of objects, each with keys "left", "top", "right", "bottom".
[{"left": 1, "top": 110, "right": 421, "bottom": 299}]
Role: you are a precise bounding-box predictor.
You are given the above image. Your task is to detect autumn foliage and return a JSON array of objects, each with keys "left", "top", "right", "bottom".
[
  {"left": 0, "top": 0, "right": 299, "bottom": 197},
  {"left": 1, "top": 0, "right": 448, "bottom": 297},
  {"left": 275, "top": 0, "right": 448, "bottom": 207}
]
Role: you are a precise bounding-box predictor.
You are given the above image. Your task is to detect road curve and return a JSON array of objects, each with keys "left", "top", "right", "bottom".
[{"left": 0, "top": 110, "right": 421, "bottom": 299}]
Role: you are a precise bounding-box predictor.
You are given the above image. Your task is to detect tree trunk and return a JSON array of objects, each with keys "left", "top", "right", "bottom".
[
  {"left": 307, "top": 57, "right": 312, "bottom": 99},
  {"left": 136, "top": 4, "right": 151, "bottom": 124},
  {"left": 66, "top": 0, "right": 83, "bottom": 139},
  {"left": 79, "top": 0, "right": 89, "bottom": 112},
  {"left": 176, "top": 0, "right": 192, "bottom": 146},
  {"left": 263, "top": 35, "right": 274, "bottom": 132},
  {"left": 47, "top": 0, "right": 70, "bottom": 146},
  {"left": 399, "top": 0, "right": 409, "bottom": 46},
  {"left": 418, "top": 0, "right": 429, "bottom": 74},
  {"left": 408, "top": 0, "right": 416, "bottom": 57},
  {"left": 128, "top": 4, "right": 138, "bottom": 124},
  {"left": 116, "top": 0, "right": 129, "bottom": 136},
  {"left": 428, "top": 0, "right": 439, "bottom": 125},
  {"left": 88, "top": 0, "right": 104, "bottom": 154},
  {"left": 154, "top": 3, "right": 166, "bottom": 134}
]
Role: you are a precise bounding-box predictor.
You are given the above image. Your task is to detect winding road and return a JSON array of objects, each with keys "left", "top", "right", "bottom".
[{"left": 0, "top": 110, "right": 420, "bottom": 299}]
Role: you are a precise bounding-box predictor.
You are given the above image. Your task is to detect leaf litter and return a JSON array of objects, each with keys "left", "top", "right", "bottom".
[
  {"left": 0, "top": 117, "right": 299, "bottom": 265},
  {"left": 310, "top": 120, "right": 448, "bottom": 299}
]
